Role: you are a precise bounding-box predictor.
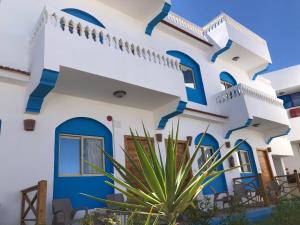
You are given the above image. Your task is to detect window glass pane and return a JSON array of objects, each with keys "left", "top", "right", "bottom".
[
  {"left": 180, "top": 64, "right": 196, "bottom": 89},
  {"left": 197, "top": 146, "right": 214, "bottom": 169},
  {"left": 291, "top": 92, "right": 300, "bottom": 107},
  {"left": 59, "top": 136, "right": 81, "bottom": 176},
  {"left": 83, "top": 138, "right": 104, "bottom": 174},
  {"left": 238, "top": 151, "right": 252, "bottom": 173}
]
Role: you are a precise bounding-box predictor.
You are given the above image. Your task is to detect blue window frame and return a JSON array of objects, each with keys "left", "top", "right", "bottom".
[
  {"left": 62, "top": 8, "right": 105, "bottom": 28},
  {"left": 54, "top": 117, "right": 113, "bottom": 209},
  {"left": 278, "top": 92, "right": 300, "bottom": 109},
  {"left": 235, "top": 140, "right": 257, "bottom": 176},
  {"left": 194, "top": 133, "right": 227, "bottom": 195},
  {"left": 167, "top": 51, "right": 207, "bottom": 105},
  {"left": 219, "top": 72, "right": 237, "bottom": 90}
]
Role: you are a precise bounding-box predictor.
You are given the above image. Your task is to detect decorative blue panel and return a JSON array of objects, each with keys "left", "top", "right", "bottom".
[
  {"left": 194, "top": 133, "right": 228, "bottom": 195},
  {"left": 26, "top": 69, "right": 59, "bottom": 113},
  {"left": 53, "top": 117, "right": 114, "bottom": 209},
  {"left": 62, "top": 8, "right": 105, "bottom": 28},
  {"left": 266, "top": 128, "right": 291, "bottom": 144},
  {"left": 252, "top": 63, "right": 271, "bottom": 80},
  {"left": 145, "top": 2, "right": 171, "bottom": 36},
  {"left": 158, "top": 101, "right": 187, "bottom": 129},
  {"left": 225, "top": 119, "right": 253, "bottom": 139},
  {"left": 211, "top": 40, "right": 233, "bottom": 63},
  {"left": 167, "top": 50, "right": 207, "bottom": 105}
]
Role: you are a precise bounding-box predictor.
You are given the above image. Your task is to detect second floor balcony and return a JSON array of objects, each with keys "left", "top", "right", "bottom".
[
  {"left": 216, "top": 83, "right": 290, "bottom": 144},
  {"left": 27, "top": 7, "right": 187, "bottom": 129}
]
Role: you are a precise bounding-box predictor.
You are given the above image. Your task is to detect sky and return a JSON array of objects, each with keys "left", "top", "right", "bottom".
[{"left": 171, "top": 0, "right": 300, "bottom": 72}]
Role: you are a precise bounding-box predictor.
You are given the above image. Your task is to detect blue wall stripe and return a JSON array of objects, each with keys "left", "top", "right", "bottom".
[
  {"left": 62, "top": 8, "right": 105, "bottom": 28},
  {"left": 211, "top": 40, "right": 233, "bottom": 63},
  {"left": 26, "top": 69, "right": 59, "bottom": 113},
  {"left": 145, "top": 2, "right": 171, "bottom": 36},
  {"left": 252, "top": 63, "right": 271, "bottom": 80},
  {"left": 266, "top": 127, "right": 291, "bottom": 144},
  {"left": 158, "top": 101, "right": 187, "bottom": 129},
  {"left": 225, "top": 118, "right": 253, "bottom": 139}
]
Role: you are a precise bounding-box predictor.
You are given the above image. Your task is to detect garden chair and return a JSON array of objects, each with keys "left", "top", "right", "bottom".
[
  {"left": 209, "top": 186, "right": 233, "bottom": 209},
  {"left": 52, "top": 199, "right": 88, "bottom": 225}
]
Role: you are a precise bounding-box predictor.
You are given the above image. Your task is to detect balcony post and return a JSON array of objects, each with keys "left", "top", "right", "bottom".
[
  {"left": 36, "top": 180, "right": 47, "bottom": 225},
  {"left": 258, "top": 174, "right": 270, "bottom": 207}
]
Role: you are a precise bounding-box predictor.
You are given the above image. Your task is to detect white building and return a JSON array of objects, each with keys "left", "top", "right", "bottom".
[
  {"left": 0, "top": 0, "right": 291, "bottom": 224},
  {"left": 265, "top": 65, "right": 300, "bottom": 175}
]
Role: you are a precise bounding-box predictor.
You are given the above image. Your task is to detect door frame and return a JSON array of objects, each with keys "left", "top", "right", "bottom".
[{"left": 256, "top": 148, "right": 274, "bottom": 179}]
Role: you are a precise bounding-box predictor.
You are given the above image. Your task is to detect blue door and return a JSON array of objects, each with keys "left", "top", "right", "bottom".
[
  {"left": 53, "top": 117, "right": 114, "bottom": 208},
  {"left": 194, "top": 133, "right": 228, "bottom": 195}
]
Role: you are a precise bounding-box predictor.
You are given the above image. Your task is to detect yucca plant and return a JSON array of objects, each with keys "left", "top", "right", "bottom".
[{"left": 81, "top": 123, "right": 244, "bottom": 225}]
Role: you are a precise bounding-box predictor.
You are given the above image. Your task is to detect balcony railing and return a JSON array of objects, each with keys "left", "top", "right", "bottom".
[
  {"left": 202, "top": 13, "right": 267, "bottom": 45},
  {"left": 216, "top": 83, "right": 283, "bottom": 107},
  {"left": 30, "top": 8, "right": 181, "bottom": 72}
]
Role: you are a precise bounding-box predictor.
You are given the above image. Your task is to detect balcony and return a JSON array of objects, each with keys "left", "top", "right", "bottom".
[
  {"left": 203, "top": 13, "right": 272, "bottom": 79},
  {"left": 27, "top": 7, "right": 187, "bottom": 129},
  {"left": 216, "top": 84, "right": 290, "bottom": 144}
]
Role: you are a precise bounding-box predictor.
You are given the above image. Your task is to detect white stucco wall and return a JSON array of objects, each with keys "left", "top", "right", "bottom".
[{"left": 283, "top": 144, "right": 300, "bottom": 173}]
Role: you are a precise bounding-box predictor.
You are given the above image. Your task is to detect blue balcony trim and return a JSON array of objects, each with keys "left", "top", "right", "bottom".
[
  {"left": 225, "top": 118, "right": 253, "bottom": 139},
  {"left": 26, "top": 69, "right": 59, "bottom": 113},
  {"left": 211, "top": 40, "right": 233, "bottom": 63},
  {"left": 220, "top": 71, "right": 237, "bottom": 86},
  {"left": 62, "top": 8, "right": 105, "bottom": 28},
  {"left": 145, "top": 2, "right": 171, "bottom": 36},
  {"left": 158, "top": 101, "right": 187, "bottom": 129},
  {"left": 266, "top": 128, "right": 291, "bottom": 144},
  {"left": 252, "top": 63, "right": 271, "bottom": 80}
]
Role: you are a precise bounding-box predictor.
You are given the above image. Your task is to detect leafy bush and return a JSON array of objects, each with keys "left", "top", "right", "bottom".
[
  {"left": 80, "top": 210, "right": 121, "bottom": 225},
  {"left": 255, "top": 198, "right": 300, "bottom": 225}
]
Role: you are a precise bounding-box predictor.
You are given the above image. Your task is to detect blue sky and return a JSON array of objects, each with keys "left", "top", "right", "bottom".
[{"left": 171, "top": 0, "right": 300, "bottom": 72}]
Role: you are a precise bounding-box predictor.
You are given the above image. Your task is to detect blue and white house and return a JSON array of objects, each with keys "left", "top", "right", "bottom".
[{"left": 0, "top": 0, "right": 292, "bottom": 224}]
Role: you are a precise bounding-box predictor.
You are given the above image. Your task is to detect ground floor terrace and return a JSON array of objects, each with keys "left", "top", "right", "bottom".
[{"left": 0, "top": 80, "right": 295, "bottom": 225}]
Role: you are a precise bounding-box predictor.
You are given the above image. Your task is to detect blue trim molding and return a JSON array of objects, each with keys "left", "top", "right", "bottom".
[
  {"left": 26, "top": 69, "right": 59, "bottom": 113},
  {"left": 220, "top": 71, "right": 237, "bottom": 86},
  {"left": 145, "top": 2, "right": 171, "bottom": 36},
  {"left": 225, "top": 118, "right": 253, "bottom": 139},
  {"left": 266, "top": 128, "right": 291, "bottom": 144},
  {"left": 158, "top": 101, "right": 187, "bottom": 129},
  {"left": 211, "top": 40, "right": 233, "bottom": 63},
  {"left": 53, "top": 117, "right": 114, "bottom": 209},
  {"left": 194, "top": 133, "right": 228, "bottom": 195},
  {"left": 62, "top": 8, "right": 105, "bottom": 28},
  {"left": 167, "top": 50, "right": 207, "bottom": 105},
  {"left": 252, "top": 63, "right": 271, "bottom": 80}
]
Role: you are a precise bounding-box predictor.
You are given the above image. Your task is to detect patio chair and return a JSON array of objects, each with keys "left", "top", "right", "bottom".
[
  {"left": 209, "top": 186, "right": 232, "bottom": 209},
  {"left": 52, "top": 199, "right": 88, "bottom": 225}
]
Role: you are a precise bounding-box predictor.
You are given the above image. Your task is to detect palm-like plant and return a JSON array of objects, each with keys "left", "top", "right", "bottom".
[{"left": 81, "top": 123, "right": 243, "bottom": 225}]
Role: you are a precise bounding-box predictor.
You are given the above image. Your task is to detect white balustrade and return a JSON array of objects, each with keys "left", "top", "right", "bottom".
[
  {"left": 30, "top": 7, "right": 181, "bottom": 71},
  {"left": 216, "top": 83, "right": 283, "bottom": 107}
]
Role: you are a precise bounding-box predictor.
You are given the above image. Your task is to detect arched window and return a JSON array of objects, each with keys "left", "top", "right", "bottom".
[
  {"left": 235, "top": 139, "right": 257, "bottom": 176},
  {"left": 53, "top": 117, "right": 113, "bottom": 208},
  {"left": 220, "top": 72, "right": 237, "bottom": 90},
  {"left": 62, "top": 8, "right": 105, "bottom": 28},
  {"left": 194, "top": 133, "right": 227, "bottom": 195},
  {"left": 167, "top": 51, "right": 207, "bottom": 105}
]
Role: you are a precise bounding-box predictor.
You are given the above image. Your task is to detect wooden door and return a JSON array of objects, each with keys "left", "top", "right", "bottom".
[
  {"left": 124, "top": 136, "right": 154, "bottom": 188},
  {"left": 176, "top": 141, "right": 193, "bottom": 181},
  {"left": 257, "top": 149, "right": 274, "bottom": 187}
]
